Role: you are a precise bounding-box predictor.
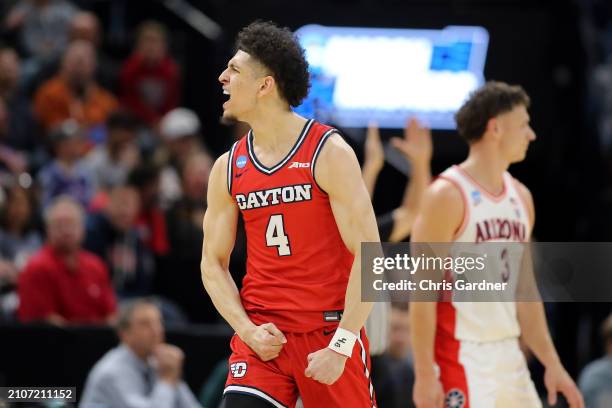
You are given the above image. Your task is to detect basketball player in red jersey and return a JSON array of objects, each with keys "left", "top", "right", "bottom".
[
  {"left": 201, "top": 22, "right": 380, "bottom": 408},
  {"left": 410, "top": 82, "right": 583, "bottom": 408}
]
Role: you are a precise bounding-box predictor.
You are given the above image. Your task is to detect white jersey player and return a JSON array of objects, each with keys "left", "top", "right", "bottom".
[{"left": 410, "top": 82, "right": 584, "bottom": 408}]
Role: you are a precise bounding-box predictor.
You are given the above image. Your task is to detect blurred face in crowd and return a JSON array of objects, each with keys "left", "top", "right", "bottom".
[
  {"left": 107, "top": 186, "right": 140, "bottom": 232},
  {"left": 70, "top": 12, "right": 101, "bottom": 46},
  {"left": 55, "top": 135, "right": 84, "bottom": 163},
  {"left": 6, "top": 187, "right": 32, "bottom": 232},
  {"left": 61, "top": 41, "right": 97, "bottom": 90},
  {"left": 137, "top": 26, "right": 167, "bottom": 64},
  {"left": 0, "top": 49, "right": 20, "bottom": 93},
  {"left": 166, "top": 135, "right": 196, "bottom": 164},
  {"left": 491, "top": 104, "right": 536, "bottom": 164},
  {"left": 182, "top": 153, "right": 213, "bottom": 201},
  {"left": 139, "top": 176, "right": 160, "bottom": 209},
  {"left": 120, "top": 303, "right": 165, "bottom": 358},
  {"left": 46, "top": 200, "right": 85, "bottom": 254},
  {"left": 219, "top": 50, "right": 269, "bottom": 122},
  {"left": 108, "top": 127, "right": 137, "bottom": 155},
  {"left": 387, "top": 306, "right": 412, "bottom": 360}
]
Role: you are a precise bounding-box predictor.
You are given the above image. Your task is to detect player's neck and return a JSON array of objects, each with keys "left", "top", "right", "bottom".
[
  {"left": 460, "top": 148, "right": 509, "bottom": 195},
  {"left": 247, "top": 110, "right": 308, "bottom": 150}
]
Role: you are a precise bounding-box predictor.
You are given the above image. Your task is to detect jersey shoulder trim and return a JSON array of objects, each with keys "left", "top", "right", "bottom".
[
  {"left": 310, "top": 128, "right": 338, "bottom": 194},
  {"left": 436, "top": 174, "right": 470, "bottom": 240},
  {"left": 509, "top": 175, "right": 533, "bottom": 231},
  {"left": 227, "top": 141, "right": 239, "bottom": 195}
]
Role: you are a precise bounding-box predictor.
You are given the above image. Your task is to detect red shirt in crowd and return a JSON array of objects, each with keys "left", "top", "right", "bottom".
[
  {"left": 119, "top": 53, "right": 180, "bottom": 125},
  {"left": 17, "top": 245, "right": 117, "bottom": 323}
]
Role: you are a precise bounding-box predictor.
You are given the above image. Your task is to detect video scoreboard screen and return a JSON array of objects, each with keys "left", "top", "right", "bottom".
[{"left": 294, "top": 25, "right": 489, "bottom": 129}]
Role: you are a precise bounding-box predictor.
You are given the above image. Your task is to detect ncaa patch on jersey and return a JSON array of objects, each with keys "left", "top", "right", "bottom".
[
  {"left": 230, "top": 362, "right": 248, "bottom": 378},
  {"left": 445, "top": 388, "right": 466, "bottom": 408},
  {"left": 471, "top": 190, "right": 481, "bottom": 206},
  {"left": 236, "top": 155, "right": 247, "bottom": 169}
]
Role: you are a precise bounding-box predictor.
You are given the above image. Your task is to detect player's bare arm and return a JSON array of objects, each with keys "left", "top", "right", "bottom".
[
  {"left": 513, "top": 181, "right": 584, "bottom": 408},
  {"left": 201, "top": 153, "right": 286, "bottom": 362},
  {"left": 409, "top": 179, "right": 463, "bottom": 408},
  {"left": 304, "top": 133, "right": 379, "bottom": 385}
]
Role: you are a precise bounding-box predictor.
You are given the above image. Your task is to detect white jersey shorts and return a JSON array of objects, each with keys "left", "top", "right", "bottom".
[{"left": 437, "top": 337, "right": 542, "bottom": 408}]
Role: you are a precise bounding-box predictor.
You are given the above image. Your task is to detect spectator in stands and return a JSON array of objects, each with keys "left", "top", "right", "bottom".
[
  {"left": 371, "top": 303, "right": 415, "bottom": 408},
  {"left": 33, "top": 40, "right": 118, "bottom": 133},
  {"left": 0, "top": 46, "right": 41, "bottom": 155},
  {"left": 163, "top": 153, "right": 214, "bottom": 322},
  {"left": 157, "top": 108, "right": 204, "bottom": 207},
  {"left": 127, "top": 162, "right": 169, "bottom": 257},
  {"left": 37, "top": 119, "right": 94, "bottom": 208},
  {"left": 69, "top": 11, "right": 120, "bottom": 92},
  {"left": 120, "top": 21, "right": 180, "bottom": 126},
  {"left": 0, "top": 97, "right": 28, "bottom": 177},
  {"left": 17, "top": 196, "right": 117, "bottom": 325},
  {"left": 80, "top": 298, "right": 202, "bottom": 408},
  {"left": 3, "top": 0, "right": 78, "bottom": 65},
  {"left": 579, "top": 313, "right": 612, "bottom": 408},
  {"left": 84, "top": 185, "right": 156, "bottom": 298},
  {"left": 0, "top": 184, "right": 42, "bottom": 320},
  {"left": 84, "top": 110, "right": 140, "bottom": 192},
  {"left": 0, "top": 184, "right": 42, "bottom": 271}
]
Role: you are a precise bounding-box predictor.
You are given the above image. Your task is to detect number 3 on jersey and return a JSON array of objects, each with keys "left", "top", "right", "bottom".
[{"left": 266, "top": 214, "right": 291, "bottom": 256}]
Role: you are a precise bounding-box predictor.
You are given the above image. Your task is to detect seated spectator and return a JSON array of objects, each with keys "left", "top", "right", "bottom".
[
  {"left": 37, "top": 120, "right": 94, "bottom": 208},
  {"left": 579, "top": 313, "right": 612, "bottom": 408},
  {"left": 163, "top": 153, "right": 215, "bottom": 322},
  {"left": 157, "top": 107, "right": 205, "bottom": 207},
  {"left": 127, "top": 163, "right": 169, "bottom": 257},
  {"left": 0, "top": 47, "right": 42, "bottom": 155},
  {"left": 0, "top": 184, "right": 42, "bottom": 320},
  {"left": 3, "top": 0, "right": 78, "bottom": 75},
  {"left": 120, "top": 21, "right": 180, "bottom": 126},
  {"left": 17, "top": 195, "right": 117, "bottom": 325},
  {"left": 371, "top": 303, "right": 415, "bottom": 408},
  {"left": 80, "top": 298, "right": 202, "bottom": 408},
  {"left": 69, "top": 11, "right": 120, "bottom": 93},
  {"left": 0, "top": 97, "right": 28, "bottom": 177},
  {"left": 33, "top": 40, "right": 118, "bottom": 133},
  {"left": 83, "top": 110, "right": 140, "bottom": 192},
  {"left": 84, "top": 185, "right": 155, "bottom": 298},
  {"left": 0, "top": 184, "right": 42, "bottom": 271}
]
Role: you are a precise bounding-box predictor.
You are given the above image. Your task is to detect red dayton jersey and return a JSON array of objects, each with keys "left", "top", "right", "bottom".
[{"left": 228, "top": 119, "right": 354, "bottom": 333}]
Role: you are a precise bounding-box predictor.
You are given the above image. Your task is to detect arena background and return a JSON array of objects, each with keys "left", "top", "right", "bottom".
[{"left": 0, "top": 0, "right": 610, "bottom": 406}]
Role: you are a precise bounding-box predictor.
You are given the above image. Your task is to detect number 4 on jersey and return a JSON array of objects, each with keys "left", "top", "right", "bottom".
[{"left": 266, "top": 214, "right": 291, "bottom": 256}]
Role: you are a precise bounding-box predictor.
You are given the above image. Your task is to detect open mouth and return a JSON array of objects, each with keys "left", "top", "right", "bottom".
[{"left": 222, "top": 89, "right": 230, "bottom": 109}]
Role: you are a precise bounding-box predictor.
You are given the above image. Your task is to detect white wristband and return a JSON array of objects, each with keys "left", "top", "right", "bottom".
[{"left": 327, "top": 328, "right": 357, "bottom": 357}]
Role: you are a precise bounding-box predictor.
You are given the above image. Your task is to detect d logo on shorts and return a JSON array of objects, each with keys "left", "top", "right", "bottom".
[
  {"left": 230, "top": 362, "right": 248, "bottom": 378},
  {"left": 445, "top": 388, "right": 465, "bottom": 408}
]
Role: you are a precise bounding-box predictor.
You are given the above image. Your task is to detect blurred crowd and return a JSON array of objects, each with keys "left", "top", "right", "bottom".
[{"left": 0, "top": 0, "right": 223, "bottom": 328}]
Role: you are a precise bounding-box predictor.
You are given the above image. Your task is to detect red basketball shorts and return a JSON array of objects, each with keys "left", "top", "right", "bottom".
[{"left": 224, "top": 326, "right": 377, "bottom": 408}]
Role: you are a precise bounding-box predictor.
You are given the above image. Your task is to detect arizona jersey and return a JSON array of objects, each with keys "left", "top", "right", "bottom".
[
  {"left": 227, "top": 119, "right": 354, "bottom": 333},
  {"left": 436, "top": 165, "right": 531, "bottom": 343}
]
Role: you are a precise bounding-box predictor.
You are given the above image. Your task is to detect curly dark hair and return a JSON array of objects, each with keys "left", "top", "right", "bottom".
[
  {"left": 236, "top": 21, "right": 310, "bottom": 107},
  {"left": 455, "top": 81, "right": 530, "bottom": 143}
]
